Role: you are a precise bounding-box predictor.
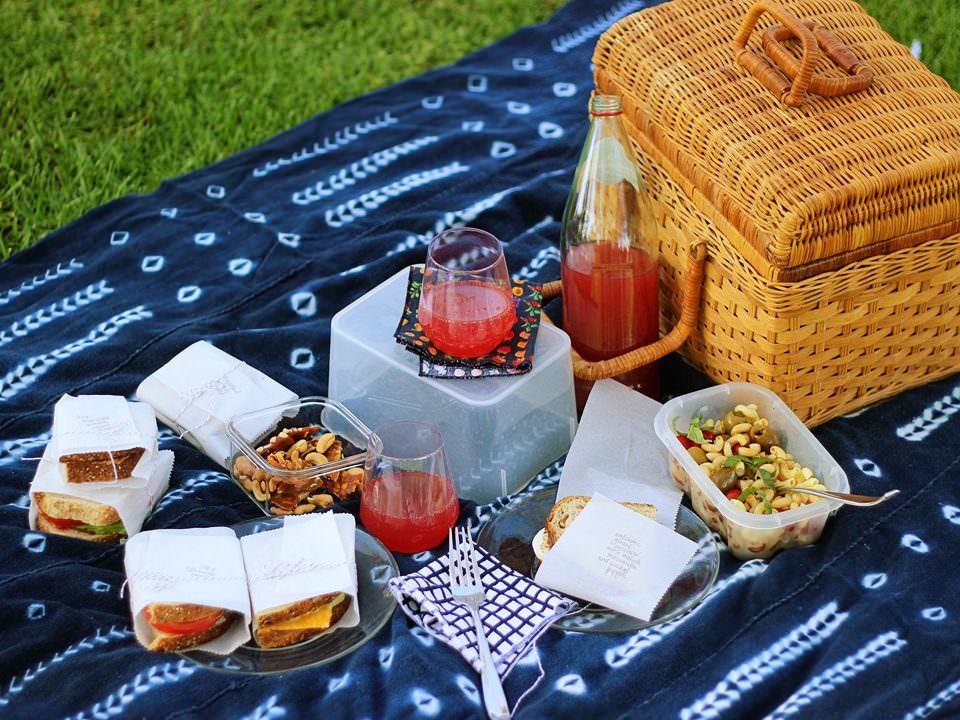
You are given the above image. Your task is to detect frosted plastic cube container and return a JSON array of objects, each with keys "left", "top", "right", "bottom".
[
  {"left": 654, "top": 383, "right": 848, "bottom": 559},
  {"left": 329, "top": 267, "right": 577, "bottom": 504}
]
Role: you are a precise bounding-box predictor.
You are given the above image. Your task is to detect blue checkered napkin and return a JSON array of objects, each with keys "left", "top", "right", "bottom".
[{"left": 387, "top": 545, "right": 578, "bottom": 678}]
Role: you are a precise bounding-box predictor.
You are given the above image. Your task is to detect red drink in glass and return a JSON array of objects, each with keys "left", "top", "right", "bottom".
[
  {"left": 419, "top": 281, "right": 516, "bottom": 357},
  {"left": 420, "top": 227, "right": 516, "bottom": 359},
  {"left": 360, "top": 421, "right": 459, "bottom": 554},
  {"left": 360, "top": 471, "right": 459, "bottom": 553},
  {"left": 561, "top": 242, "right": 659, "bottom": 409}
]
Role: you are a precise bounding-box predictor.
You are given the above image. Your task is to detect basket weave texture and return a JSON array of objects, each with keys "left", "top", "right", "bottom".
[
  {"left": 595, "top": 0, "right": 960, "bottom": 282},
  {"left": 593, "top": 0, "right": 960, "bottom": 425}
]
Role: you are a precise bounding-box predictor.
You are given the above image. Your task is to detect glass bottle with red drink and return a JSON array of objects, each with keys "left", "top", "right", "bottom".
[{"left": 560, "top": 93, "right": 660, "bottom": 413}]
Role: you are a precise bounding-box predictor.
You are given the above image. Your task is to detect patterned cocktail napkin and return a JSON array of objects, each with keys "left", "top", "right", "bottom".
[
  {"left": 393, "top": 266, "right": 543, "bottom": 378},
  {"left": 387, "top": 545, "right": 576, "bottom": 678}
]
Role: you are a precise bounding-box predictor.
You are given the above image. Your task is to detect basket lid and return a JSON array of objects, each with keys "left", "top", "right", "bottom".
[{"left": 594, "top": 0, "right": 960, "bottom": 281}]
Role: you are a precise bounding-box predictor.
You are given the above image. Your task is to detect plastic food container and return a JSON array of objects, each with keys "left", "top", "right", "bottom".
[
  {"left": 329, "top": 267, "right": 577, "bottom": 504},
  {"left": 654, "top": 383, "right": 848, "bottom": 559},
  {"left": 227, "top": 397, "right": 376, "bottom": 516}
]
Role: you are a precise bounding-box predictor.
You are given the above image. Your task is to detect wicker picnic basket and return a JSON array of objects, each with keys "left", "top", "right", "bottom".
[{"left": 545, "top": 0, "right": 960, "bottom": 426}]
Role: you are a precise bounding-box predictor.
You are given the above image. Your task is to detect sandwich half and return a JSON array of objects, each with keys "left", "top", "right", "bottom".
[
  {"left": 254, "top": 592, "right": 352, "bottom": 649},
  {"left": 34, "top": 491, "right": 127, "bottom": 543},
  {"left": 143, "top": 602, "right": 239, "bottom": 652},
  {"left": 534, "top": 495, "right": 657, "bottom": 559},
  {"left": 59, "top": 447, "right": 146, "bottom": 483}
]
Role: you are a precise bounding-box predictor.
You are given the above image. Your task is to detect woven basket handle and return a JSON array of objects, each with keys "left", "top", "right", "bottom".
[
  {"left": 733, "top": 1, "right": 873, "bottom": 107},
  {"left": 541, "top": 240, "right": 707, "bottom": 382}
]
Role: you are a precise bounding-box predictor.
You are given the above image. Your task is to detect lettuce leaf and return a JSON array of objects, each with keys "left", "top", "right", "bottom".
[{"left": 75, "top": 520, "right": 126, "bottom": 536}]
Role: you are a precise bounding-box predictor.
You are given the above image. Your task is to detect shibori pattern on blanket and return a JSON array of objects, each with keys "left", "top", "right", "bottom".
[{"left": 0, "top": 0, "right": 958, "bottom": 718}]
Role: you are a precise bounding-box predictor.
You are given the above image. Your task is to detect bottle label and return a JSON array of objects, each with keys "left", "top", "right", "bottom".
[{"left": 595, "top": 137, "right": 640, "bottom": 191}]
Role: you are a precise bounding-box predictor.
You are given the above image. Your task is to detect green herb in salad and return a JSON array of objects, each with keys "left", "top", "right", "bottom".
[
  {"left": 739, "top": 486, "right": 759, "bottom": 503},
  {"left": 722, "top": 454, "right": 774, "bottom": 469},
  {"left": 672, "top": 415, "right": 706, "bottom": 444},
  {"left": 757, "top": 468, "right": 777, "bottom": 489}
]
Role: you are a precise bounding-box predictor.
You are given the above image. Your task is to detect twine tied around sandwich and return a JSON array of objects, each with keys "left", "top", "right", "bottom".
[
  {"left": 121, "top": 566, "right": 248, "bottom": 597},
  {"left": 168, "top": 359, "right": 247, "bottom": 443},
  {"left": 247, "top": 557, "right": 358, "bottom": 585},
  {"left": 23, "top": 434, "right": 133, "bottom": 484}
]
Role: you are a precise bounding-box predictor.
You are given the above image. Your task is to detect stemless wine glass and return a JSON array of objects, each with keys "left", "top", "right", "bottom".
[
  {"left": 418, "top": 227, "right": 517, "bottom": 358},
  {"left": 359, "top": 421, "right": 459, "bottom": 553}
]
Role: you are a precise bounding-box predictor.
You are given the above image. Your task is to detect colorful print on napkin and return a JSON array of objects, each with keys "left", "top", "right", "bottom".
[{"left": 394, "top": 266, "right": 542, "bottom": 378}]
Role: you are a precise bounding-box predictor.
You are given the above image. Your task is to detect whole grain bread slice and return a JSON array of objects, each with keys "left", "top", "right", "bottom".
[
  {"left": 59, "top": 447, "right": 145, "bottom": 483},
  {"left": 254, "top": 595, "right": 351, "bottom": 649},
  {"left": 34, "top": 491, "right": 120, "bottom": 527},
  {"left": 146, "top": 611, "right": 239, "bottom": 653},
  {"left": 147, "top": 602, "right": 226, "bottom": 625}
]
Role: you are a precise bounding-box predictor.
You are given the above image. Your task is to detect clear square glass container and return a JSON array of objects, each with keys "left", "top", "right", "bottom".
[
  {"left": 328, "top": 267, "right": 577, "bottom": 504},
  {"left": 654, "top": 383, "right": 849, "bottom": 559},
  {"left": 227, "top": 396, "right": 375, "bottom": 516}
]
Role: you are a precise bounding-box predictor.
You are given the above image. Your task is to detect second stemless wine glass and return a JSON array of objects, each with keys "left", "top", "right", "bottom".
[
  {"left": 418, "top": 227, "right": 517, "bottom": 358},
  {"left": 359, "top": 421, "right": 459, "bottom": 553}
]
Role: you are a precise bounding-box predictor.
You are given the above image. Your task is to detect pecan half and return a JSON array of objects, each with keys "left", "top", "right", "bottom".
[{"left": 256, "top": 425, "right": 323, "bottom": 457}]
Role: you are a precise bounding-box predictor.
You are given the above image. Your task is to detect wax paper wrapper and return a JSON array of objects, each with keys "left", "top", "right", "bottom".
[
  {"left": 29, "top": 446, "right": 173, "bottom": 539},
  {"left": 240, "top": 513, "right": 359, "bottom": 636},
  {"left": 124, "top": 527, "right": 252, "bottom": 654},
  {"left": 136, "top": 340, "right": 296, "bottom": 468},
  {"left": 558, "top": 379, "right": 683, "bottom": 527},
  {"left": 534, "top": 493, "right": 697, "bottom": 621},
  {"left": 51, "top": 395, "right": 159, "bottom": 487}
]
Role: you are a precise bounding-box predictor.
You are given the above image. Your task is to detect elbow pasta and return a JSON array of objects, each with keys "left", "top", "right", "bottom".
[{"left": 675, "top": 403, "right": 828, "bottom": 515}]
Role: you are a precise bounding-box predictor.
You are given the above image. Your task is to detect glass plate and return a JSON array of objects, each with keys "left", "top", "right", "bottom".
[
  {"left": 180, "top": 517, "right": 399, "bottom": 674},
  {"left": 476, "top": 488, "right": 720, "bottom": 633}
]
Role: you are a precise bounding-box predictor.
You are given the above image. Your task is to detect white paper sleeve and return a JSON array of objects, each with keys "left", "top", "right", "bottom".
[
  {"left": 51, "top": 396, "right": 159, "bottom": 487},
  {"left": 534, "top": 493, "right": 697, "bottom": 621},
  {"left": 241, "top": 513, "right": 359, "bottom": 633},
  {"left": 135, "top": 340, "right": 296, "bottom": 468},
  {"left": 29, "top": 446, "right": 173, "bottom": 539},
  {"left": 557, "top": 379, "right": 683, "bottom": 527},
  {"left": 123, "top": 527, "right": 252, "bottom": 654}
]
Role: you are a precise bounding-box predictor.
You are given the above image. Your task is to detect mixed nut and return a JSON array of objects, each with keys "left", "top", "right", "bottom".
[{"left": 232, "top": 425, "right": 365, "bottom": 515}]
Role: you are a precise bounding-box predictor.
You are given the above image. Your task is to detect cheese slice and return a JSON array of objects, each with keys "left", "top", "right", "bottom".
[{"left": 264, "top": 594, "right": 345, "bottom": 632}]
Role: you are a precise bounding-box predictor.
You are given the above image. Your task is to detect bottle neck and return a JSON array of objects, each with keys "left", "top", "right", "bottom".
[{"left": 589, "top": 94, "right": 623, "bottom": 118}]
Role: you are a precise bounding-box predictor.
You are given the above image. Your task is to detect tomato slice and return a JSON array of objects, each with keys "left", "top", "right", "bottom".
[
  {"left": 676, "top": 434, "right": 696, "bottom": 449},
  {"left": 39, "top": 512, "right": 85, "bottom": 531},
  {"left": 144, "top": 608, "right": 223, "bottom": 635}
]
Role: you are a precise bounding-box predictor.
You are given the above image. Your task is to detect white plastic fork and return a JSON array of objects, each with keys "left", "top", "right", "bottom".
[{"left": 448, "top": 526, "right": 511, "bottom": 720}]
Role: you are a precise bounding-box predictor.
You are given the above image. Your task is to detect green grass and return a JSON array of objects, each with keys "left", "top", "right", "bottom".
[{"left": 2, "top": 0, "right": 957, "bottom": 260}]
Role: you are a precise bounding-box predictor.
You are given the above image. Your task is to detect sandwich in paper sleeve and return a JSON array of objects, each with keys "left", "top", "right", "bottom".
[
  {"left": 558, "top": 379, "right": 683, "bottom": 527},
  {"left": 136, "top": 340, "right": 297, "bottom": 468},
  {"left": 124, "top": 527, "right": 252, "bottom": 654},
  {"left": 240, "top": 513, "right": 359, "bottom": 649},
  {"left": 534, "top": 493, "right": 698, "bottom": 621},
  {"left": 51, "top": 394, "right": 159, "bottom": 487},
  {"left": 30, "top": 443, "right": 173, "bottom": 543}
]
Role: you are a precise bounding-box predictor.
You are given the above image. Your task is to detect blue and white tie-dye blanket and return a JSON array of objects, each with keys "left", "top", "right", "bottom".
[{"left": 2, "top": 1, "right": 959, "bottom": 718}]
